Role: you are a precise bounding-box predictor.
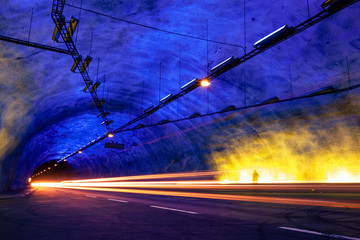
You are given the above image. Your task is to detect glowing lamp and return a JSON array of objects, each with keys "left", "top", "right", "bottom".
[
  {"left": 78, "top": 150, "right": 82, "bottom": 153},
  {"left": 200, "top": 79, "right": 211, "bottom": 87},
  {"left": 48, "top": 167, "right": 51, "bottom": 170},
  {"left": 108, "top": 133, "right": 114, "bottom": 138},
  {"left": 28, "top": 178, "right": 32, "bottom": 183},
  {"left": 54, "top": 164, "right": 57, "bottom": 167}
]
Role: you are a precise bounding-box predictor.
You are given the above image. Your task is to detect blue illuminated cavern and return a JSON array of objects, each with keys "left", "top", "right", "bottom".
[{"left": 0, "top": 0, "right": 359, "bottom": 192}]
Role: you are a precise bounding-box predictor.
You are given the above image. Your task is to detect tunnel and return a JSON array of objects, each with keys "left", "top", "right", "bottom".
[
  {"left": 1, "top": 1, "right": 360, "bottom": 239},
  {"left": 0, "top": 0, "right": 359, "bottom": 192}
]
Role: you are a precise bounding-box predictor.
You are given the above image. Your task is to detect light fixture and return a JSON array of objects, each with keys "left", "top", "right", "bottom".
[
  {"left": 253, "top": 25, "right": 292, "bottom": 49},
  {"left": 48, "top": 167, "right": 51, "bottom": 170},
  {"left": 54, "top": 164, "right": 57, "bottom": 167},
  {"left": 78, "top": 150, "right": 82, "bottom": 153},
  {"left": 181, "top": 78, "right": 198, "bottom": 90},
  {"left": 160, "top": 94, "right": 173, "bottom": 103},
  {"left": 200, "top": 79, "right": 211, "bottom": 87},
  {"left": 108, "top": 133, "right": 114, "bottom": 138},
  {"left": 144, "top": 105, "right": 154, "bottom": 113},
  {"left": 210, "top": 56, "right": 235, "bottom": 73}
]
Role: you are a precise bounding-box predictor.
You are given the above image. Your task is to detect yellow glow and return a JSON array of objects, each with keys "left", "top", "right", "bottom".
[
  {"left": 48, "top": 167, "right": 51, "bottom": 170},
  {"left": 108, "top": 133, "right": 114, "bottom": 137},
  {"left": 54, "top": 164, "right": 57, "bottom": 167},
  {"left": 200, "top": 79, "right": 211, "bottom": 87},
  {"left": 78, "top": 150, "right": 82, "bottom": 153},
  {"left": 210, "top": 115, "right": 360, "bottom": 183},
  {"left": 326, "top": 169, "right": 360, "bottom": 183},
  {"left": 28, "top": 178, "right": 32, "bottom": 183}
]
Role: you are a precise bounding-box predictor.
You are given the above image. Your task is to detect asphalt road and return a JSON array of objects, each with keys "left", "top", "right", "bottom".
[{"left": 0, "top": 187, "right": 360, "bottom": 240}]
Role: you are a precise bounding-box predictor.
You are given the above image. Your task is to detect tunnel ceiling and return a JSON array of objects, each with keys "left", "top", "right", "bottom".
[{"left": 0, "top": 0, "right": 359, "bottom": 191}]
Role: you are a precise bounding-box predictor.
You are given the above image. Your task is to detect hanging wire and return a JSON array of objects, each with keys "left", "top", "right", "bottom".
[
  {"left": 65, "top": 3, "right": 245, "bottom": 50},
  {"left": 159, "top": 62, "right": 162, "bottom": 102},
  {"left": 27, "top": 8, "right": 33, "bottom": 42},
  {"left": 74, "top": 0, "right": 83, "bottom": 45},
  {"left": 306, "top": 0, "right": 311, "bottom": 19},
  {"left": 346, "top": 57, "right": 352, "bottom": 88}
]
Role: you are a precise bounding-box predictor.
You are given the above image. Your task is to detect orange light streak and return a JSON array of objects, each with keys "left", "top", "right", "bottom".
[
  {"left": 61, "top": 171, "right": 219, "bottom": 183},
  {"left": 31, "top": 183, "right": 360, "bottom": 209}
]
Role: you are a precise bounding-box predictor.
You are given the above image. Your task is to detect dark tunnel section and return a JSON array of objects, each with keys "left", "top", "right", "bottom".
[{"left": 31, "top": 160, "right": 75, "bottom": 183}]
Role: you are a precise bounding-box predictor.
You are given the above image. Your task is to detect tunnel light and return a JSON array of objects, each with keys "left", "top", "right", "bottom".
[
  {"left": 108, "top": 133, "right": 114, "bottom": 138},
  {"left": 189, "top": 112, "right": 201, "bottom": 118},
  {"left": 210, "top": 56, "right": 235, "bottom": 73},
  {"left": 253, "top": 25, "right": 292, "bottom": 49},
  {"left": 220, "top": 105, "right": 236, "bottom": 112},
  {"left": 321, "top": 0, "right": 346, "bottom": 10},
  {"left": 181, "top": 78, "right": 198, "bottom": 90},
  {"left": 71, "top": 56, "right": 82, "bottom": 73},
  {"left": 200, "top": 79, "right": 211, "bottom": 87},
  {"left": 144, "top": 105, "right": 154, "bottom": 113},
  {"left": 80, "top": 56, "right": 93, "bottom": 73},
  {"left": 78, "top": 150, "right": 82, "bottom": 153},
  {"left": 306, "top": 86, "right": 334, "bottom": 97},
  {"left": 160, "top": 94, "right": 173, "bottom": 103},
  {"left": 54, "top": 164, "right": 57, "bottom": 167},
  {"left": 159, "top": 119, "right": 170, "bottom": 124},
  {"left": 48, "top": 167, "right": 51, "bottom": 170},
  {"left": 260, "top": 96, "right": 279, "bottom": 105},
  {"left": 135, "top": 124, "right": 145, "bottom": 129},
  {"left": 63, "top": 159, "right": 67, "bottom": 162},
  {"left": 101, "top": 120, "right": 114, "bottom": 126},
  {"left": 90, "top": 81, "right": 101, "bottom": 93},
  {"left": 28, "top": 178, "right": 32, "bottom": 183},
  {"left": 64, "top": 16, "right": 79, "bottom": 42},
  {"left": 44, "top": 170, "right": 46, "bottom": 172}
]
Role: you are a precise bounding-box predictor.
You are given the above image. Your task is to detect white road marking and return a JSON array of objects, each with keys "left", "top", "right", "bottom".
[
  {"left": 150, "top": 205, "right": 199, "bottom": 215},
  {"left": 85, "top": 195, "right": 97, "bottom": 198},
  {"left": 107, "top": 198, "right": 128, "bottom": 203},
  {"left": 280, "top": 227, "right": 360, "bottom": 240}
]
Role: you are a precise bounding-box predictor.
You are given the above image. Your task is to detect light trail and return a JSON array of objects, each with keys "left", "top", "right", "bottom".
[
  {"left": 32, "top": 180, "right": 360, "bottom": 192},
  {"left": 30, "top": 184, "right": 360, "bottom": 209},
  {"left": 61, "top": 171, "right": 219, "bottom": 183},
  {"left": 32, "top": 171, "right": 360, "bottom": 209}
]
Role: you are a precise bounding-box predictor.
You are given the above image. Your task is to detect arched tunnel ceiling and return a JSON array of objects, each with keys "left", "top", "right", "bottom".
[{"left": 0, "top": 0, "right": 359, "bottom": 192}]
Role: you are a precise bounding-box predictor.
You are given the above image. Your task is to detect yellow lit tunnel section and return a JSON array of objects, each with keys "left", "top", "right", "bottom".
[{"left": 209, "top": 108, "right": 360, "bottom": 183}]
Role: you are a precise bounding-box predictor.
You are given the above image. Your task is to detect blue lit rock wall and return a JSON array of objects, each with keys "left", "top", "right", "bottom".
[{"left": 0, "top": 0, "right": 359, "bottom": 191}]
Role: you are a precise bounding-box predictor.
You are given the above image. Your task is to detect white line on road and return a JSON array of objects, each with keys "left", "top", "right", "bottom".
[
  {"left": 280, "top": 227, "right": 360, "bottom": 240},
  {"left": 150, "top": 205, "right": 199, "bottom": 215},
  {"left": 107, "top": 198, "right": 128, "bottom": 203},
  {"left": 85, "top": 195, "right": 97, "bottom": 198}
]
